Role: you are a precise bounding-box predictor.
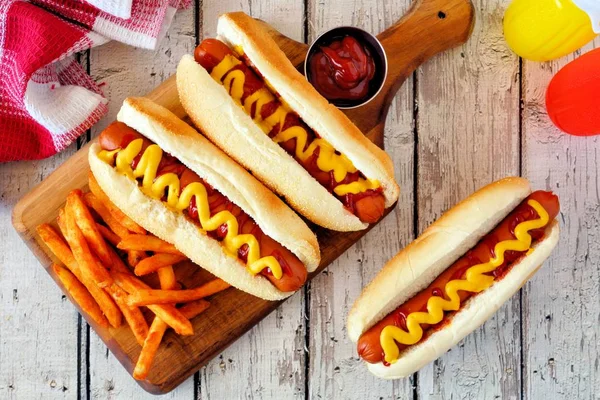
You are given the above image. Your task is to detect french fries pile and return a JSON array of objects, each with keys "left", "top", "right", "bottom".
[{"left": 37, "top": 173, "right": 230, "bottom": 380}]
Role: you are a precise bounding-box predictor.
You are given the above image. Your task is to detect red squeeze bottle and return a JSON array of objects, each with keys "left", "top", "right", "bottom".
[{"left": 546, "top": 48, "right": 600, "bottom": 136}]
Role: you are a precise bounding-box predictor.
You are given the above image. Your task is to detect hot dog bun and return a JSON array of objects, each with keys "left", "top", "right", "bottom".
[
  {"left": 347, "top": 177, "right": 560, "bottom": 378},
  {"left": 176, "top": 12, "right": 399, "bottom": 231},
  {"left": 366, "top": 222, "right": 558, "bottom": 379},
  {"left": 89, "top": 97, "right": 320, "bottom": 300}
]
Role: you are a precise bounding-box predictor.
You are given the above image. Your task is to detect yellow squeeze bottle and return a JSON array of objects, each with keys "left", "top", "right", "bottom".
[{"left": 504, "top": 0, "right": 599, "bottom": 62}]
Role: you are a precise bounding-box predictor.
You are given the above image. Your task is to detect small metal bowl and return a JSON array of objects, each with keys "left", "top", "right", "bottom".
[{"left": 304, "top": 26, "right": 388, "bottom": 110}]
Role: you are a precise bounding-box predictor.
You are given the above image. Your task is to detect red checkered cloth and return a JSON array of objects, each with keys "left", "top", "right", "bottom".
[{"left": 0, "top": 0, "right": 190, "bottom": 162}]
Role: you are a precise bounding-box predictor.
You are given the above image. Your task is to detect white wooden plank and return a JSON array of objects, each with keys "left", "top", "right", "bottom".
[
  {"left": 89, "top": 7, "right": 196, "bottom": 137},
  {"left": 6, "top": 3, "right": 600, "bottom": 399},
  {"left": 416, "top": 1, "right": 522, "bottom": 398},
  {"left": 0, "top": 144, "right": 80, "bottom": 399},
  {"left": 306, "top": 1, "right": 415, "bottom": 398},
  {"left": 522, "top": 39, "right": 600, "bottom": 400},
  {"left": 86, "top": 6, "right": 197, "bottom": 399},
  {"left": 197, "top": 2, "right": 306, "bottom": 399}
]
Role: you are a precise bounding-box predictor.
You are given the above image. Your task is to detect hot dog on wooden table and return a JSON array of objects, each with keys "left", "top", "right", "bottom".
[
  {"left": 89, "top": 97, "right": 320, "bottom": 300},
  {"left": 347, "top": 177, "right": 560, "bottom": 378},
  {"left": 86, "top": 12, "right": 559, "bottom": 381},
  {"left": 177, "top": 12, "right": 400, "bottom": 232}
]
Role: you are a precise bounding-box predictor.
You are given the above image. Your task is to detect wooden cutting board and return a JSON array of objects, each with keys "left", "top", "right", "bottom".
[{"left": 11, "top": 0, "right": 474, "bottom": 394}]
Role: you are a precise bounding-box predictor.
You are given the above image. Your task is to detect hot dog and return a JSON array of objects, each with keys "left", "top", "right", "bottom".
[
  {"left": 99, "top": 121, "right": 307, "bottom": 293},
  {"left": 193, "top": 39, "right": 386, "bottom": 224},
  {"left": 347, "top": 177, "right": 560, "bottom": 378},
  {"left": 177, "top": 12, "right": 399, "bottom": 231},
  {"left": 89, "top": 97, "right": 320, "bottom": 300}
]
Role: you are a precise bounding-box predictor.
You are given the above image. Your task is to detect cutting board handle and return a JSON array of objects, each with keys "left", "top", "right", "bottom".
[
  {"left": 378, "top": 0, "right": 475, "bottom": 103},
  {"left": 344, "top": 0, "right": 474, "bottom": 143},
  {"left": 255, "top": 0, "right": 474, "bottom": 146}
]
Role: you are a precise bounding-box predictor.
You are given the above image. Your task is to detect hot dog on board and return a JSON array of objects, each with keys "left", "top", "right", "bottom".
[
  {"left": 176, "top": 12, "right": 400, "bottom": 231},
  {"left": 347, "top": 177, "right": 560, "bottom": 378},
  {"left": 89, "top": 97, "right": 320, "bottom": 300}
]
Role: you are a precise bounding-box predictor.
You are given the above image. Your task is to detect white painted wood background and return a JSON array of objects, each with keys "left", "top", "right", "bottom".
[{"left": 1, "top": 0, "right": 599, "bottom": 399}]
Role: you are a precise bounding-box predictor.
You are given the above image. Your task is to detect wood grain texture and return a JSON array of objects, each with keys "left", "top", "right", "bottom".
[
  {"left": 89, "top": 9, "right": 196, "bottom": 137},
  {"left": 522, "top": 38, "right": 600, "bottom": 400},
  {"left": 1, "top": 145, "right": 80, "bottom": 399},
  {"left": 10, "top": 136, "right": 395, "bottom": 395},
  {"left": 8, "top": 1, "right": 600, "bottom": 399},
  {"left": 306, "top": 0, "right": 416, "bottom": 399},
  {"left": 415, "top": 1, "right": 522, "bottom": 398},
  {"left": 196, "top": 1, "right": 307, "bottom": 399},
  {"left": 86, "top": 6, "right": 198, "bottom": 399},
  {"left": 11, "top": 1, "right": 475, "bottom": 395}
]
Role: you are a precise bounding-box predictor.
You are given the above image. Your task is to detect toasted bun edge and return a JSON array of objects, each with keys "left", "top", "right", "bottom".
[
  {"left": 117, "top": 97, "right": 320, "bottom": 272},
  {"left": 347, "top": 177, "right": 532, "bottom": 342},
  {"left": 176, "top": 55, "right": 367, "bottom": 232},
  {"left": 89, "top": 143, "right": 292, "bottom": 300},
  {"left": 216, "top": 12, "right": 399, "bottom": 209},
  {"left": 366, "top": 221, "right": 559, "bottom": 378}
]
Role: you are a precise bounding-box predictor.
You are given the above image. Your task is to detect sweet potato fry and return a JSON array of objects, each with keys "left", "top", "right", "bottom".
[
  {"left": 105, "top": 283, "right": 149, "bottom": 345},
  {"left": 89, "top": 173, "right": 146, "bottom": 234},
  {"left": 60, "top": 207, "right": 112, "bottom": 288},
  {"left": 111, "top": 272, "right": 193, "bottom": 335},
  {"left": 133, "top": 317, "right": 168, "bottom": 380},
  {"left": 38, "top": 223, "right": 122, "bottom": 328},
  {"left": 96, "top": 223, "right": 120, "bottom": 246},
  {"left": 117, "top": 235, "right": 184, "bottom": 256},
  {"left": 127, "top": 279, "right": 230, "bottom": 306},
  {"left": 67, "top": 190, "right": 112, "bottom": 266},
  {"left": 38, "top": 223, "right": 77, "bottom": 268},
  {"left": 84, "top": 192, "right": 147, "bottom": 265},
  {"left": 179, "top": 299, "right": 210, "bottom": 319},
  {"left": 90, "top": 242, "right": 148, "bottom": 342},
  {"left": 132, "top": 264, "right": 181, "bottom": 379},
  {"left": 83, "top": 192, "right": 129, "bottom": 238},
  {"left": 156, "top": 266, "right": 178, "bottom": 291},
  {"left": 134, "top": 299, "right": 210, "bottom": 380},
  {"left": 133, "top": 263, "right": 179, "bottom": 378},
  {"left": 127, "top": 250, "right": 146, "bottom": 268},
  {"left": 141, "top": 300, "right": 192, "bottom": 335},
  {"left": 52, "top": 263, "right": 109, "bottom": 329},
  {"left": 101, "top": 244, "right": 131, "bottom": 275},
  {"left": 134, "top": 253, "right": 186, "bottom": 276}
]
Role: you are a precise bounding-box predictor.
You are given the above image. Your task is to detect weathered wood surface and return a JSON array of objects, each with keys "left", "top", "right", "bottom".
[
  {"left": 197, "top": 2, "right": 307, "bottom": 399},
  {"left": 1, "top": 145, "right": 80, "bottom": 400},
  {"left": 306, "top": 0, "right": 415, "bottom": 398},
  {"left": 522, "top": 38, "right": 600, "bottom": 400},
  {"left": 416, "top": 1, "right": 522, "bottom": 398},
  {"left": 2, "top": 2, "right": 600, "bottom": 400},
  {"left": 86, "top": 6, "right": 197, "bottom": 400}
]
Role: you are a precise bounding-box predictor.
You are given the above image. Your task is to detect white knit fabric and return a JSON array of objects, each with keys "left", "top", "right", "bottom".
[{"left": 85, "top": 0, "right": 133, "bottom": 19}]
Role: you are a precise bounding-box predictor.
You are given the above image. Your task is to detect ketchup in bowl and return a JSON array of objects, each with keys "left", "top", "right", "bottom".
[
  {"left": 305, "top": 27, "right": 387, "bottom": 109},
  {"left": 309, "top": 36, "right": 376, "bottom": 101}
]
